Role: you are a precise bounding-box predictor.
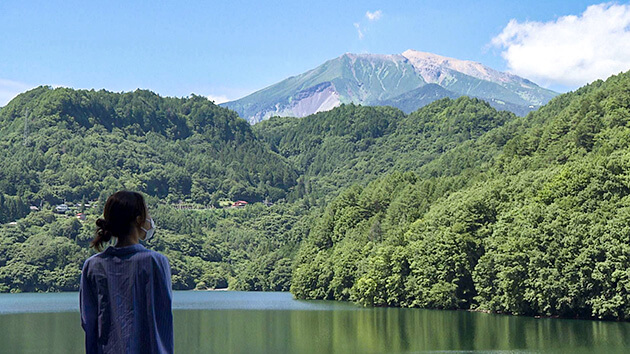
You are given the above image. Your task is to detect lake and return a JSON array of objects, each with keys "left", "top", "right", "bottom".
[{"left": 0, "top": 291, "right": 629, "bottom": 353}]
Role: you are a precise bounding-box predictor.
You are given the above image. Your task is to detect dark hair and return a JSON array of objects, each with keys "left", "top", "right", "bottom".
[{"left": 92, "top": 191, "right": 147, "bottom": 251}]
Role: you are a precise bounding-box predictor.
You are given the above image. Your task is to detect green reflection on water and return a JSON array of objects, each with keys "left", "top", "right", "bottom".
[{"left": 1, "top": 308, "right": 629, "bottom": 353}]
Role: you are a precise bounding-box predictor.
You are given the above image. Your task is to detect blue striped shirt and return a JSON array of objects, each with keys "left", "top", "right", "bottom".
[{"left": 80, "top": 244, "right": 174, "bottom": 354}]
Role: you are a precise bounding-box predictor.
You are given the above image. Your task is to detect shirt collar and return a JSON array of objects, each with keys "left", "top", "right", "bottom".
[{"left": 104, "top": 243, "right": 146, "bottom": 256}]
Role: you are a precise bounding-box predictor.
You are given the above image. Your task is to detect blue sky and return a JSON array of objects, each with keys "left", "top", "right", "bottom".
[{"left": 1, "top": 1, "right": 629, "bottom": 106}]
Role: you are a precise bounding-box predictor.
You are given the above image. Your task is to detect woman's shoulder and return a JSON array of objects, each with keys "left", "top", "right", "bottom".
[
  {"left": 81, "top": 253, "right": 100, "bottom": 271},
  {"left": 138, "top": 247, "right": 170, "bottom": 267},
  {"left": 82, "top": 249, "right": 110, "bottom": 267},
  {"left": 83, "top": 245, "right": 169, "bottom": 266}
]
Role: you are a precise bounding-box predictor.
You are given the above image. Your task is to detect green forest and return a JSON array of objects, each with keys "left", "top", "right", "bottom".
[
  {"left": 1, "top": 70, "right": 630, "bottom": 320},
  {"left": 0, "top": 87, "right": 301, "bottom": 293},
  {"left": 291, "top": 72, "right": 630, "bottom": 320}
]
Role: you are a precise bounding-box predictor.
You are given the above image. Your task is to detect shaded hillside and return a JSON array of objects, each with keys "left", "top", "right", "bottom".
[
  {"left": 376, "top": 84, "right": 459, "bottom": 113},
  {"left": 377, "top": 84, "right": 535, "bottom": 116}
]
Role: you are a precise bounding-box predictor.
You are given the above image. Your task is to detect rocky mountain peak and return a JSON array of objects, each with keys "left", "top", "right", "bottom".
[{"left": 401, "top": 49, "right": 518, "bottom": 84}]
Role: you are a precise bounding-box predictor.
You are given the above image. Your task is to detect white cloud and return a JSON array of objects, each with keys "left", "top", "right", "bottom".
[
  {"left": 491, "top": 3, "right": 630, "bottom": 88},
  {"left": 0, "top": 79, "right": 34, "bottom": 107},
  {"left": 366, "top": 10, "right": 382, "bottom": 21},
  {"left": 354, "top": 22, "right": 364, "bottom": 40},
  {"left": 207, "top": 94, "right": 230, "bottom": 104}
]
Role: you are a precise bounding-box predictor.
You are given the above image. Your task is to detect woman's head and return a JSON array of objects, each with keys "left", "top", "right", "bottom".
[{"left": 91, "top": 191, "right": 148, "bottom": 251}]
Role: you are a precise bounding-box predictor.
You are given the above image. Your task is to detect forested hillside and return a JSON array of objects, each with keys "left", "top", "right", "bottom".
[
  {"left": 291, "top": 71, "right": 630, "bottom": 320},
  {"left": 0, "top": 87, "right": 300, "bottom": 292},
  {"left": 0, "top": 199, "right": 308, "bottom": 292},
  {"left": 254, "top": 97, "right": 514, "bottom": 203},
  {"left": 0, "top": 86, "right": 296, "bottom": 216}
]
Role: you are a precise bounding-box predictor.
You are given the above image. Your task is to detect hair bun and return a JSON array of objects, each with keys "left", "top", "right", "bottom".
[{"left": 96, "top": 218, "right": 109, "bottom": 229}]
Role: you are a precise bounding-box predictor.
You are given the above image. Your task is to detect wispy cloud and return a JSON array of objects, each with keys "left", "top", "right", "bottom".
[
  {"left": 366, "top": 10, "right": 382, "bottom": 21},
  {"left": 207, "top": 94, "right": 230, "bottom": 104},
  {"left": 491, "top": 2, "right": 630, "bottom": 88},
  {"left": 0, "top": 79, "right": 34, "bottom": 107},
  {"left": 353, "top": 22, "right": 364, "bottom": 40}
]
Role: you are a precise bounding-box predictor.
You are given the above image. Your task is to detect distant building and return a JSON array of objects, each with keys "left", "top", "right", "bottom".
[
  {"left": 173, "top": 203, "right": 195, "bottom": 210},
  {"left": 76, "top": 213, "right": 86, "bottom": 221},
  {"left": 233, "top": 200, "right": 248, "bottom": 208},
  {"left": 55, "top": 204, "right": 69, "bottom": 213}
]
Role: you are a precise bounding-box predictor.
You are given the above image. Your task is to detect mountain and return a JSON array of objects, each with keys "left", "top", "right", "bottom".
[{"left": 223, "top": 50, "right": 558, "bottom": 123}]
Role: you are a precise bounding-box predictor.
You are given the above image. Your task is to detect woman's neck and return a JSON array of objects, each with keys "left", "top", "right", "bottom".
[{"left": 114, "top": 228, "right": 141, "bottom": 247}]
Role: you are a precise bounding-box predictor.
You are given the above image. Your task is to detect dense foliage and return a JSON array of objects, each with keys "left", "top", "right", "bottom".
[
  {"left": 254, "top": 97, "right": 514, "bottom": 203},
  {"left": 0, "top": 87, "right": 300, "bottom": 292},
  {"left": 0, "top": 87, "right": 297, "bottom": 207},
  {"left": 0, "top": 201, "right": 306, "bottom": 292},
  {"left": 0, "top": 91, "right": 511, "bottom": 294},
  {"left": 291, "top": 72, "right": 630, "bottom": 320}
]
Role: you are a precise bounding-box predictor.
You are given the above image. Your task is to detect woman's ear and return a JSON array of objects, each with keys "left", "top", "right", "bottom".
[{"left": 136, "top": 215, "right": 144, "bottom": 227}]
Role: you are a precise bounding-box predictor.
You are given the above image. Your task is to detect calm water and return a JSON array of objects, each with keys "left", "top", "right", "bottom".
[{"left": 0, "top": 291, "right": 629, "bottom": 353}]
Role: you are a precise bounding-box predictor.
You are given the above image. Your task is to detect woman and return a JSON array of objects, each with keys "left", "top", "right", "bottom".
[{"left": 80, "top": 191, "right": 173, "bottom": 354}]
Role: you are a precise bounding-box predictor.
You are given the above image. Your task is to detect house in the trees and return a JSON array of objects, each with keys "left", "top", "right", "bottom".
[{"left": 232, "top": 200, "right": 248, "bottom": 208}]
